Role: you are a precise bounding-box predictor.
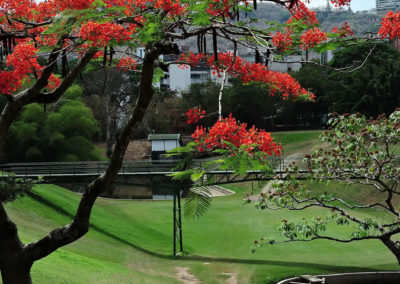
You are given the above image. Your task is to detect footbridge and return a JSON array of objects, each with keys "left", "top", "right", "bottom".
[{"left": 0, "top": 158, "right": 303, "bottom": 185}]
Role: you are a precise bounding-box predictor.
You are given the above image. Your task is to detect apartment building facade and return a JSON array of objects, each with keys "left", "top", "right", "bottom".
[{"left": 376, "top": 0, "right": 400, "bottom": 14}]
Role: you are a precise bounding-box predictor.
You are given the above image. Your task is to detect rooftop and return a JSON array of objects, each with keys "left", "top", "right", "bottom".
[{"left": 148, "top": 134, "right": 181, "bottom": 140}]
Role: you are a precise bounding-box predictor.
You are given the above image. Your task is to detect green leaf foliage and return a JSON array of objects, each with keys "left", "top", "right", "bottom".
[
  {"left": 5, "top": 85, "right": 102, "bottom": 162},
  {"left": 0, "top": 176, "right": 33, "bottom": 203},
  {"left": 184, "top": 186, "right": 212, "bottom": 219}
]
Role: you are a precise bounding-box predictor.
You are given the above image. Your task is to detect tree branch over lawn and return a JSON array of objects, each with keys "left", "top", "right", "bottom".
[{"left": 246, "top": 110, "right": 400, "bottom": 264}]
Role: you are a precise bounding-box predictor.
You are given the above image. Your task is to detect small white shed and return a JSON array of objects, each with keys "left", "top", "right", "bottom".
[{"left": 148, "top": 134, "right": 181, "bottom": 160}]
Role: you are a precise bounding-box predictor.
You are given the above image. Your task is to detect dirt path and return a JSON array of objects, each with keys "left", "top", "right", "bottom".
[
  {"left": 220, "top": 272, "right": 238, "bottom": 284},
  {"left": 261, "top": 153, "right": 302, "bottom": 195},
  {"left": 175, "top": 267, "right": 201, "bottom": 283}
]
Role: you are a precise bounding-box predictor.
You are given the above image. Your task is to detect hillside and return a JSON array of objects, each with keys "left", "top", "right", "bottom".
[
  {"left": 182, "top": 4, "right": 381, "bottom": 53},
  {"left": 249, "top": 3, "right": 381, "bottom": 35}
]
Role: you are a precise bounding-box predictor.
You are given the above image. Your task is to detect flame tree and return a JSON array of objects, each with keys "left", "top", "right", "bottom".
[{"left": 0, "top": 0, "right": 398, "bottom": 282}]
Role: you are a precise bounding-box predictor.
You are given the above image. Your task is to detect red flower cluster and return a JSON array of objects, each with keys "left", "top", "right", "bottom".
[
  {"left": 55, "top": 0, "right": 94, "bottom": 10},
  {"left": 192, "top": 114, "right": 282, "bottom": 156},
  {"left": 116, "top": 57, "right": 137, "bottom": 71},
  {"left": 178, "top": 52, "right": 204, "bottom": 69},
  {"left": 154, "top": 0, "right": 186, "bottom": 17},
  {"left": 47, "top": 74, "right": 61, "bottom": 91},
  {"left": 79, "top": 21, "right": 132, "bottom": 47},
  {"left": 207, "top": 0, "right": 242, "bottom": 18},
  {"left": 0, "top": 43, "right": 60, "bottom": 94},
  {"left": 378, "top": 11, "right": 400, "bottom": 39},
  {"left": 272, "top": 30, "right": 293, "bottom": 53},
  {"left": 6, "top": 43, "right": 41, "bottom": 76},
  {"left": 300, "top": 27, "right": 328, "bottom": 50},
  {"left": 186, "top": 107, "right": 206, "bottom": 124},
  {"left": 178, "top": 51, "right": 314, "bottom": 101},
  {"left": 287, "top": 1, "right": 318, "bottom": 26},
  {"left": 0, "top": 71, "right": 21, "bottom": 95},
  {"left": 330, "top": 0, "right": 351, "bottom": 7},
  {"left": 332, "top": 22, "right": 354, "bottom": 38}
]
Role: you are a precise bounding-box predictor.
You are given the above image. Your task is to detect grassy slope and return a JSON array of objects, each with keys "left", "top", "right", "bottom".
[
  {"left": 4, "top": 130, "right": 399, "bottom": 283},
  {"left": 271, "top": 130, "right": 322, "bottom": 156},
  {"left": 5, "top": 182, "right": 399, "bottom": 284}
]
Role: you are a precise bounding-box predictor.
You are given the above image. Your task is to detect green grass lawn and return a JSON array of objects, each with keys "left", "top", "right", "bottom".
[
  {"left": 4, "top": 181, "right": 399, "bottom": 284},
  {"left": 271, "top": 130, "right": 322, "bottom": 156}
]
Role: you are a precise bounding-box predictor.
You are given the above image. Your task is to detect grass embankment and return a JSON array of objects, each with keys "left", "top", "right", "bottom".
[
  {"left": 271, "top": 130, "right": 322, "bottom": 156},
  {"left": 4, "top": 130, "right": 399, "bottom": 283},
  {"left": 5, "top": 182, "right": 399, "bottom": 284}
]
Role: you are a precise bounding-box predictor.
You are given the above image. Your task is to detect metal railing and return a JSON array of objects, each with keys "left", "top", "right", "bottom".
[{"left": 0, "top": 156, "right": 302, "bottom": 178}]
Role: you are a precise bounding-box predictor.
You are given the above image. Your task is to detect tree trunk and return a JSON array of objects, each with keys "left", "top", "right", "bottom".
[
  {"left": 0, "top": 101, "right": 22, "bottom": 163},
  {"left": 0, "top": 204, "right": 32, "bottom": 284},
  {"left": 1, "top": 264, "right": 32, "bottom": 284},
  {"left": 105, "top": 96, "right": 113, "bottom": 158},
  {"left": 101, "top": 68, "right": 115, "bottom": 159},
  {"left": 381, "top": 236, "right": 400, "bottom": 265}
]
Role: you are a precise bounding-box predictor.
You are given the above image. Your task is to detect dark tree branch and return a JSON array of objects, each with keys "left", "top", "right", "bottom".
[
  {"left": 33, "top": 49, "right": 97, "bottom": 104},
  {"left": 23, "top": 41, "right": 180, "bottom": 262},
  {"left": 0, "top": 42, "right": 64, "bottom": 161}
]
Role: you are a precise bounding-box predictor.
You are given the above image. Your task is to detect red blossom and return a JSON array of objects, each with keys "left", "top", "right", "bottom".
[
  {"left": 178, "top": 51, "right": 314, "bottom": 101},
  {"left": 79, "top": 21, "right": 133, "bottom": 47},
  {"left": 378, "top": 11, "right": 400, "bottom": 40},
  {"left": 330, "top": 0, "right": 351, "bottom": 7},
  {"left": 332, "top": 22, "right": 354, "bottom": 38},
  {"left": 192, "top": 114, "right": 282, "bottom": 156},
  {"left": 287, "top": 1, "right": 318, "bottom": 26},
  {"left": 272, "top": 30, "right": 293, "bottom": 53},
  {"left": 300, "top": 27, "right": 328, "bottom": 49},
  {"left": 47, "top": 74, "right": 61, "bottom": 91},
  {"left": 116, "top": 57, "right": 137, "bottom": 71},
  {"left": 6, "top": 43, "right": 41, "bottom": 77},
  {"left": 186, "top": 107, "right": 206, "bottom": 124},
  {"left": 0, "top": 71, "right": 21, "bottom": 95}
]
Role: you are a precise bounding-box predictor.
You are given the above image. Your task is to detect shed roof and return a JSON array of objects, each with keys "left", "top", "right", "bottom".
[{"left": 148, "top": 134, "right": 181, "bottom": 140}]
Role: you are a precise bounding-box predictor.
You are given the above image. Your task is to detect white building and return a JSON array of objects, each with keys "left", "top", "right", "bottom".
[
  {"left": 376, "top": 0, "right": 400, "bottom": 14},
  {"left": 148, "top": 134, "right": 181, "bottom": 160},
  {"left": 137, "top": 46, "right": 335, "bottom": 92}
]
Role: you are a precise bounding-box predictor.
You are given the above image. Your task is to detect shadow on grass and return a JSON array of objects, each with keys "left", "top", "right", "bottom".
[{"left": 27, "top": 191, "right": 387, "bottom": 273}]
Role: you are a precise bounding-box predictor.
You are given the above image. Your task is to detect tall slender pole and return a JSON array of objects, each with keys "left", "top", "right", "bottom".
[
  {"left": 173, "top": 191, "right": 177, "bottom": 256},
  {"left": 177, "top": 189, "right": 183, "bottom": 253}
]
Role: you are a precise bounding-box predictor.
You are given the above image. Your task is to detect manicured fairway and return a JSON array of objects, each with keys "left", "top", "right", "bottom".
[
  {"left": 271, "top": 130, "right": 322, "bottom": 156},
  {"left": 5, "top": 181, "right": 399, "bottom": 284}
]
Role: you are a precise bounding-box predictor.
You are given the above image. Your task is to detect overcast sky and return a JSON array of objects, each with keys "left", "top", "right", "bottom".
[{"left": 307, "top": 0, "right": 375, "bottom": 11}]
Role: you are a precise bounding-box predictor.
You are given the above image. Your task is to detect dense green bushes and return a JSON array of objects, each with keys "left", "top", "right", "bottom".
[{"left": 4, "top": 86, "right": 102, "bottom": 162}]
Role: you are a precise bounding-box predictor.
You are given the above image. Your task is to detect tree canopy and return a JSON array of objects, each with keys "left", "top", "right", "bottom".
[
  {"left": 294, "top": 43, "right": 400, "bottom": 116},
  {"left": 5, "top": 85, "right": 101, "bottom": 162}
]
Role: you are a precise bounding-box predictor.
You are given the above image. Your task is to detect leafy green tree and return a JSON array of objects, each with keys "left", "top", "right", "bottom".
[
  {"left": 247, "top": 110, "right": 400, "bottom": 264},
  {"left": 327, "top": 44, "right": 400, "bottom": 116},
  {"left": 181, "top": 82, "right": 220, "bottom": 126},
  {"left": 224, "top": 79, "right": 278, "bottom": 128},
  {"left": 295, "top": 43, "right": 400, "bottom": 116},
  {"left": 82, "top": 68, "right": 139, "bottom": 157},
  {"left": 5, "top": 86, "right": 101, "bottom": 162}
]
